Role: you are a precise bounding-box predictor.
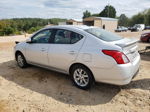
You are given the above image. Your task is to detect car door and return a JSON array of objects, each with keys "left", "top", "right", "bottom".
[
  {"left": 48, "top": 29, "right": 84, "bottom": 71},
  {"left": 25, "top": 29, "right": 53, "bottom": 66}
]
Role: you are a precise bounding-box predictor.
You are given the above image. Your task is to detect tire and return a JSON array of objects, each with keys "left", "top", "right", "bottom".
[
  {"left": 148, "top": 38, "right": 150, "bottom": 43},
  {"left": 70, "top": 65, "right": 94, "bottom": 89},
  {"left": 16, "top": 53, "right": 28, "bottom": 68}
]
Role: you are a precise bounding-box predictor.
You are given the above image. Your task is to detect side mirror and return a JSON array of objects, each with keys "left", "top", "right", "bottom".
[{"left": 26, "top": 38, "right": 32, "bottom": 43}]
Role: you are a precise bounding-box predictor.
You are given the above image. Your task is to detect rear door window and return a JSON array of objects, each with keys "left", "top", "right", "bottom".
[{"left": 53, "top": 29, "right": 83, "bottom": 44}]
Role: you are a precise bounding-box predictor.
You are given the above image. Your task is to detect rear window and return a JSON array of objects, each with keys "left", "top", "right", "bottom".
[{"left": 85, "top": 28, "right": 123, "bottom": 42}]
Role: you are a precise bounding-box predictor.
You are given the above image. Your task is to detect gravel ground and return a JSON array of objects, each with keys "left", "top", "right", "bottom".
[{"left": 0, "top": 31, "right": 150, "bottom": 112}]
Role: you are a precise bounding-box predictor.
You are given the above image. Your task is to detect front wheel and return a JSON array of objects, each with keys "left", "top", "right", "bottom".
[
  {"left": 16, "top": 53, "right": 28, "bottom": 68},
  {"left": 71, "top": 65, "right": 94, "bottom": 89}
]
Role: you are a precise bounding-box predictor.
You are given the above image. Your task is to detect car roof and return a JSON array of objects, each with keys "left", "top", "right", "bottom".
[{"left": 45, "top": 25, "right": 93, "bottom": 30}]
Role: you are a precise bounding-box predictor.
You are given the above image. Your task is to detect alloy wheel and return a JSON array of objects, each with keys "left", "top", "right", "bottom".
[
  {"left": 73, "top": 68, "right": 89, "bottom": 87},
  {"left": 17, "top": 55, "right": 24, "bottom": 67}
]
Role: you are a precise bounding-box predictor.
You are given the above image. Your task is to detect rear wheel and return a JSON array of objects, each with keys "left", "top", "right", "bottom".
[
  {"left": 16, "top": 53, "right": 28, "bottom": 68},
  {"left": 148, "top": 38, "right": 150, "bottom": 43},
  {"left": 70, "top": 65, "right": 94, "bottom": 89}
]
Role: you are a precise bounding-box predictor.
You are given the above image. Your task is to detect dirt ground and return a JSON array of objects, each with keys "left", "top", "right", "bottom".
[{"left": 0, "top": 31, "right": 150, "bottom": 112}]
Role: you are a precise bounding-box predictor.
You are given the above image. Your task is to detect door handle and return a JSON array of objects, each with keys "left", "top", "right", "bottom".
[
  {"left": 41, "top": 48, "right": 46, "bottom": 52},
  {"left": 69, "top": 51, "right": 76, "bottom": 55}
]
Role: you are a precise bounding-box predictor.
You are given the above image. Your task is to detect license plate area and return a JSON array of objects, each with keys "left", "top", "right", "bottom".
[
  {"left": 132, "top": 51, "right": 138, "bottom": 60},
  {"left": 127, "top": 51, "right": 138, "bottom": 62}
]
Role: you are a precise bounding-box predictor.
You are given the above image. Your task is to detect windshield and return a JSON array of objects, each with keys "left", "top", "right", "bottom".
[{"left": 85, "top": 28, "right": 123, "bottom": 42}]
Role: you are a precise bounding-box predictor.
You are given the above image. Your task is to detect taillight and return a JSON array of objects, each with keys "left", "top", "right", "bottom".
[{"left": 102, "top": 50, "right": 130, "bottom": 64}]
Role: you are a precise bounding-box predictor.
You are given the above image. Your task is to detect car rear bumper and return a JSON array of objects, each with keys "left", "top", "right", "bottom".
[{"left": 91, "top": 54, "right": 140, "bottom": 85}]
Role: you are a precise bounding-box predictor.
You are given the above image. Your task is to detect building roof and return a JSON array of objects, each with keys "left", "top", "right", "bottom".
[
  {"left": 95, "top": 17, "right": 118, "bottom": 21},
  {"left": 83, "top": 17, "right": 118, "bottom": 21},
  {"left": 67, "top": 19, "right": 82, "bottom": 22},
  {"left": 73, "top": 19, "right": 82, "bottom": 22}
]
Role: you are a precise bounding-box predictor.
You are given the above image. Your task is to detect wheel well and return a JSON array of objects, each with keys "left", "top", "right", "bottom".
[
  {"left": 15, "top": 51, "right": 23, "bottom": 60},
  {"left": 69, "top": 63, "right": 95, "bottom": 81}
]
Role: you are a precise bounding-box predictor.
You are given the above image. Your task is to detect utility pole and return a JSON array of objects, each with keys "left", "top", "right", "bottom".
[{"left": 108, "top": 3, "right": 110, "bottom": 17}]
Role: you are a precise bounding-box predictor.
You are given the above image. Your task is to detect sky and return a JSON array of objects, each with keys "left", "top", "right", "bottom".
[{"left": 0, "top": 0, "right": 150, "bottom": 19}]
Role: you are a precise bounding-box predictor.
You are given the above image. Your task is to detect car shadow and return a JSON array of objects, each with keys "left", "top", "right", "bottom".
[
  {"left": 121, "top": 79, "right": 150, "bottom": 90},
  {"left": 0, "top": 60, "right": 149, "bottom": 106},
  {"left": 140, "top": 50, "right": 150, "bottom": 61}
]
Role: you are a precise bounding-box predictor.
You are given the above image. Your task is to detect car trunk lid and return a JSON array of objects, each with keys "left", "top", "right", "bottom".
[{"left": 112, "top": 38, "right": 139, "bottom": 62}]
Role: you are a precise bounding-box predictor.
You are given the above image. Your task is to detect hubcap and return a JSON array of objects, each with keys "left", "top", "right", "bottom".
[
  {"left": 17, "top": 55, "right": 24, "bottom": 67},
  {"left": 73, "top": 68, "right": 89, "bottom": 87}
]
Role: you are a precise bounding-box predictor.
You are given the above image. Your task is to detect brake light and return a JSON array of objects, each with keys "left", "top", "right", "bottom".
[{"left": 102, "top": 50, "right": 130, "bottom": 64}]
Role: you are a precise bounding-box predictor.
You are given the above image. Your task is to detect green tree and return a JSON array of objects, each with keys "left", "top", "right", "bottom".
[
  {"left": 0, "top": 18, "right": 66, "bottom": 36},
  {"left": 91, "top": 13, "right": 99, "bottom": 17},
  {"left": 118, "top": 14, "right": 129, "bottom": 26},
  {"left": 27, "top": 26, "right": 42, "bottom": 34},
  {"left": 83, "top": 10, "right": 91, "bottom": 19},
  {"left": 129, "top": 13, "right": 145, "bottom": 26},
  {"left": 99, "top": 5, "right": 116, "bottom": 18},
  {"left": 2, "top": 27, "right": 14, "bottom": 35},
  {"left": 144, "top": 9, "right": 150, "bottom": 25}
]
